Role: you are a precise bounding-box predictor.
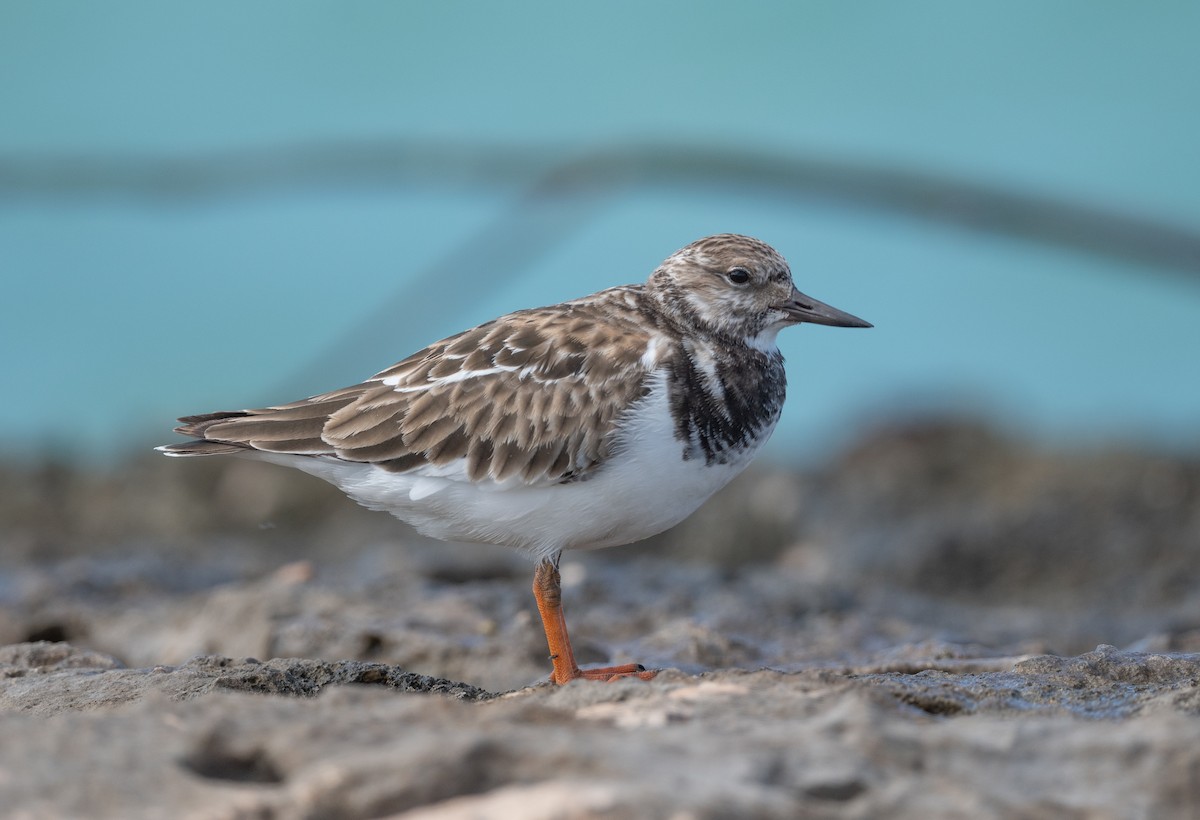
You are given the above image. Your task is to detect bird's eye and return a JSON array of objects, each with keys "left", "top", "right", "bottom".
[{"left": 727, "top": 267, "right": 751, "bottom": 285}]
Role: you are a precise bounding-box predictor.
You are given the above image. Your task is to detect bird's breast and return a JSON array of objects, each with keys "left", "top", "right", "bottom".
[{"left": 663, "top": 342, "right": 786, "bottom": 466}]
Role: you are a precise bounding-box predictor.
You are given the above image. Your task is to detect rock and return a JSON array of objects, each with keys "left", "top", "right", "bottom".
[
  {"left": 2, "top": 651, "right": 1200, "bottom": 818},
  {"left": 4, "top": 420, "right": 1200, "bottom": 816},
  {"left": 0, "top": 642, "right": 491, "bottom": 716},
  {"left": 854, "top": 645, "right": 1200, "bottom": 718}
]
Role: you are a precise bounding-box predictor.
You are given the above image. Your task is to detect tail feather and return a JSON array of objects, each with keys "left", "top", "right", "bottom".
[
  {"left": 160, "top": 402, "right": 348, "bottom": 458},
  {"left": 159, "top": 410, "right": 257, "bottom": 456},
  {"left": 174, "top": 410, "right": 252, "bottom": 437},
  {"left": 156, "top": 439, "right": 248, "bottom": 457}
]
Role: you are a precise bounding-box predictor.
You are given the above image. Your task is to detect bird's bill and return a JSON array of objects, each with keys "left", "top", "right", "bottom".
[{"left": 775, "top": 286, "right": 872, "bottom": 328}]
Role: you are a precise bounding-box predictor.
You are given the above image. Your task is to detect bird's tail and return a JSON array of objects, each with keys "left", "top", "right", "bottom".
[{"left": 156, "top": 411, "right": 253, "bottom": 457}]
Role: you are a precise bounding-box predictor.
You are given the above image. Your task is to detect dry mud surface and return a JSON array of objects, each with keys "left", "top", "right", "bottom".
[{"left": 3, "top": 420, "right": 1200, "bottom": 818}]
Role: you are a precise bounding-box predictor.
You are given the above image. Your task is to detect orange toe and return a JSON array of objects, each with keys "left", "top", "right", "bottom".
[{"left": 576, "top": 663, "right": 657, "bottom": 683}]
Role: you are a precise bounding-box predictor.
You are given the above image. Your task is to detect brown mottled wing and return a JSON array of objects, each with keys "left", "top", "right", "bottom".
[{"left": 166, "top": 288, "right": 663, "bottom": 487}]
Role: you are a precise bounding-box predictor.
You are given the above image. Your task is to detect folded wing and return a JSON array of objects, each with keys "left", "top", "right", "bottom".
[{"left": 161, "top": 293, "right": 661, "bottom": 487}]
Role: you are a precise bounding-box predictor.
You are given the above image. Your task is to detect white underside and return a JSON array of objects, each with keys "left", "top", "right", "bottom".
[{"left": 248, "top": 374, "right": 775, "bottom": 562}]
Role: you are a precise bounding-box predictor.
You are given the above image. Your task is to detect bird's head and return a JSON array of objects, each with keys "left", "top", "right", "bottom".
[{"left": 647, "top": 234, "right": 871, "bottom": 347}]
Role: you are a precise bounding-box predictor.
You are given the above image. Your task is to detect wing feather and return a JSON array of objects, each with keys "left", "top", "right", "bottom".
[{"left": 160, "top": 286, "right": 669, "bottom": 487}]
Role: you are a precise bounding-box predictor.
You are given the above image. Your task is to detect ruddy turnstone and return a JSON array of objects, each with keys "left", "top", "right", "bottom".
[{"left": 159, "top": 234, "right": 871, "bottom": 684}]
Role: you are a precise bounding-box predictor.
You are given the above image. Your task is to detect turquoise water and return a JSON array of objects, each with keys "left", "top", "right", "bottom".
[{"left": 2, "top": 2, "right": 1198, "bottom": 461}]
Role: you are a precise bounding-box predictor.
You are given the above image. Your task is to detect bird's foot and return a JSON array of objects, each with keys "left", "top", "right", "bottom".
[{"left": 555, "top": 662, "right": 657, "bottom": 684}]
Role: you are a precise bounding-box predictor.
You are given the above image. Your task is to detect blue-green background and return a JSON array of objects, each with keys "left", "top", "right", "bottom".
[{"left": 3, "top": 2, "right": 1198, "bottom": 462}]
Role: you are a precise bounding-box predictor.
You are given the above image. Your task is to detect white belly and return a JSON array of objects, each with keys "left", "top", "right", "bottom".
[{"left": 257, "top": 377, "right": 776, "bottom": 561}]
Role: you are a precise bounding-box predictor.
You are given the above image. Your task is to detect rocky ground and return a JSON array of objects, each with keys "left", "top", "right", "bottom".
[{"left": 2, "top": 418, "right": 1199, "bottom": 818}]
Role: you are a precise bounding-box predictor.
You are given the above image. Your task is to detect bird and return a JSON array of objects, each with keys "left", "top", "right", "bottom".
[{"left": 159, "top": 234, "right": 871, "bottom": 685}]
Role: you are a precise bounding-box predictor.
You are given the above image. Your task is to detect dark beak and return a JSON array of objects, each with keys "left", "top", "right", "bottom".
[{"left": 775, "top": 286, "right": 872, "bottom": 328}]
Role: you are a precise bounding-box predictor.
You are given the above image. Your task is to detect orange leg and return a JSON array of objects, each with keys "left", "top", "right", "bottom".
[{"left": 532, "top": 557, "right": 657, "bottom": 685}]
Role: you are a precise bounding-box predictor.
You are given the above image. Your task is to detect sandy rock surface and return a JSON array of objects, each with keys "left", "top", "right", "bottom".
[
  {"left": 2, "top": 419, "right": 1200, "bottom": 817},
  {"left": 3, "top": 642, "right": 1200, "bottom": 819}
]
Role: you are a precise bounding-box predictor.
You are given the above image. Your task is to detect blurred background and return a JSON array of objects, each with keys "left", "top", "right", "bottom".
[
  {"left": 3, "top": 1, "right": 1199, "bottom": 461},
  {"left": 1, "top": 3, "right": 1199, "bottom": 684}
]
